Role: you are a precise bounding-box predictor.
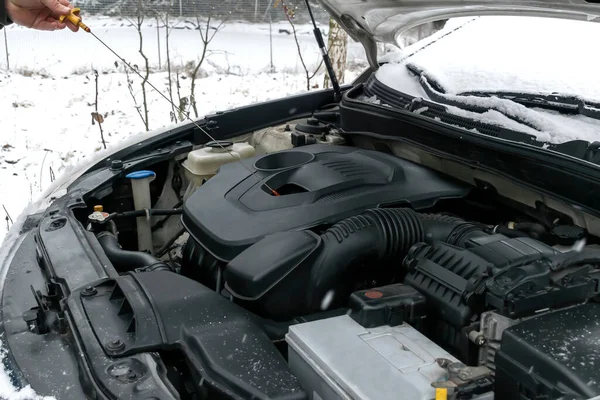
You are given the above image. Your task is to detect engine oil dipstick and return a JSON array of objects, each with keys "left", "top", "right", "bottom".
[{"left": 59, "top": 8, "right": 91, "bottom": 32}]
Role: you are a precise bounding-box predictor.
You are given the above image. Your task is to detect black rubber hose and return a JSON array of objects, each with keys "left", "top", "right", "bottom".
[
  {"left": 105, "top": 208, "right": 183, "bottom": 223},
  {"left": 97, "top": 232, "right": 170, "bottom": 272},
  {"left": 514, "top": 222, "right": 547, "bottom": 238},
  {"left": 304, "top": 209, "right": 489, "bottom": 311},
  {"left": 156, "top": 227, "right": 186, "bottom": 258},
  {"left": 306, "top": 208, "right": 424, "bottom": 310},
  {"left": 118, "top": 209, "right": 183, "bottom": 218},
  {"left": 152, "top": 200, "right": 184, "bottom": 231},
  {"left": 419, "top": 213, "right": 487, "bottom": 246}
]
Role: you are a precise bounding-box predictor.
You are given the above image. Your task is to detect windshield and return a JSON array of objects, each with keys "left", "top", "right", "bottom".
[{"left": 375, "top": 16, "right": 600, "bottom": 144}]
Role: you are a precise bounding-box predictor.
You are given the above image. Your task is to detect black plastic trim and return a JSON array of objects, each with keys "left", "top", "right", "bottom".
[{"left": 342, "top": 84, "right": 600, "bottom": 218}]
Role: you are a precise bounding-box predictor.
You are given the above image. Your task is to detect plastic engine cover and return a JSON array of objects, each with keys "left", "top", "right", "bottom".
[
  {"left": 183, "top": 144, "right": 468, "bottom": 261},
  {"left": 286, "top": 315, "right": 458, "bottom": 400},
  {"left": 496, "top": 303, "right": 600, "bottom": 399}
]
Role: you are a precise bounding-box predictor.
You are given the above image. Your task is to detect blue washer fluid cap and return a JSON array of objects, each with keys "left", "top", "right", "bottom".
[{"left": 126, "top": 170, "right": 156, "bottom": 180}]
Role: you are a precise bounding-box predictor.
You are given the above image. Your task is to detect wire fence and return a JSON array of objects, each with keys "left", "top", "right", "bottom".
[{"left": 75, "top": 0, "right": 331, "bottom": 23}]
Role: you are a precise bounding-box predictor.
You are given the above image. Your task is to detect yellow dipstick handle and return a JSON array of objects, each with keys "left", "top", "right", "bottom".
[{"left": 59, "top": 8, "right": 91, "bottom": 32}]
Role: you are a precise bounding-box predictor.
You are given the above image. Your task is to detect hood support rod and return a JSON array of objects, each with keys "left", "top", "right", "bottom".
[{"left": 304, "top": 0, "right": 342, "bottom": 102}]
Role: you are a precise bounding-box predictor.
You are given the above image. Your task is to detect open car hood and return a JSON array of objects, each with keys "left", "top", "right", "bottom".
[{"left": 316, "top": 0, "right": 600, "bottom": 68}]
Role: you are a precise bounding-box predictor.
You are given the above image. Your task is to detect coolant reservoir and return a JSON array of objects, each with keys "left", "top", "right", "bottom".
[
  {"left": 182, "top": 140, "right": 255, "bottom": 194},
  {"left": 252, "top": 118, "right": 345, "bottom": 155}
]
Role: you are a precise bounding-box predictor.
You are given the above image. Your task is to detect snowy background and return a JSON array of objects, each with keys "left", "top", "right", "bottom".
[
  {"left": 1, "top": 11, "right": 600, "bottom": 400},
  {"left": 0, "top": 17, "right": 368, "bottom": 245}
]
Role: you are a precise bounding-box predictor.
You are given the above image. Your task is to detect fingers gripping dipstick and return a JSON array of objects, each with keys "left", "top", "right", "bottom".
[{"left": 59, "top": 8, "right": 91, "bottom": 32}]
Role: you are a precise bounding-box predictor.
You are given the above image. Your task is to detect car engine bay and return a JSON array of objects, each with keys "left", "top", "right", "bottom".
[{"left": 70, "top": 114, "right": 600, "bottom": 400}]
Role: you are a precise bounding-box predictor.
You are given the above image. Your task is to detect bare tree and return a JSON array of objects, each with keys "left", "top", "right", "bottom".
[
  {"left": 175, "top": 72, "right": 188, "bottom": 121},
  {"left": 324, "top": 17, "right": 348, "bottom": 88},
  {"left": 281, "top": 1, "right": 323, "bottom": 91},
  {"left": 155, "top": 15, "right": 161, "bottom": 67},
  {"left": 92, "top": 70, "right": 107, "bottom": 149},
  {"left": 134, "top": 0, "right": 150, "bottom": 131},
  {"left": 123, "top": 61, "right": 147, "bottom": 128},
  {"left": 269, "top": 16, "right": 274, "bottom": 72},
  {"left": 189, "top": 15, "right": 226, "bottom": 118},
  {"left": 3, "top": 28, "right": 8, "bottom": 71},
  {"left": 159, "top": 11, "right": 177, "bottom": 123}
]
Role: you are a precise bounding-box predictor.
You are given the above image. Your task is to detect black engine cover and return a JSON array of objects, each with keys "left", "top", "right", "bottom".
[
  {"left": 496, "top": 303, "right": 600, "bottom": 399},
  {"left": 183, "top": 144, "right": 468, "bottom": 262}
]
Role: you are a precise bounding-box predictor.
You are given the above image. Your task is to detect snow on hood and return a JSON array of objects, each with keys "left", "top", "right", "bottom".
[
  {"left": 374, "top": 16, "right": 600, "bottom": 144},
  {"left": 317, "top": 0, "right": 600, "bottom": 68}
]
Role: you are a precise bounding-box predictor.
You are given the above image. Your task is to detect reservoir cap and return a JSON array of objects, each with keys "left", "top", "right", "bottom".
[{"left": 126, "top": 170, "right": 156, "bottom": 180}]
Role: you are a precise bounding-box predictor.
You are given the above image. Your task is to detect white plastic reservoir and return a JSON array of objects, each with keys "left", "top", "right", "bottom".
[{"left": 182, "top": 140, "right": 255, "bottom": 195}]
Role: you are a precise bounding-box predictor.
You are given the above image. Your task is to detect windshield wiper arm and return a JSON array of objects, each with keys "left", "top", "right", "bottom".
[
  {"left": 458, "top": 90, "right": 600, "bottom": 121},
  {"left": 361, "top": 73, "right": 541, "bottom": 147},
  {"left": 407, "top": 64, "right": 543, "bottom": 131},
  {"left": 407, "top": 64, "right": 600, "bottom": 132}
]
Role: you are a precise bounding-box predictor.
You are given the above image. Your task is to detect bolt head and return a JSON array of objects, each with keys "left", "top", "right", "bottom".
[
  {"left": 106, "top": 338, "right": 125, "bottom": 351},
  {"left": 110, "top": 160, "right": 124, "bottom": 171},
  {"left": 81, "top": 286, "right": 98, "bottom": 297}
]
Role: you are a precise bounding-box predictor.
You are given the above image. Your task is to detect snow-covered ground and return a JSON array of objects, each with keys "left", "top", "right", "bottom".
[{"left": 0, "top": 17, "right": 367, "bottom": 244}]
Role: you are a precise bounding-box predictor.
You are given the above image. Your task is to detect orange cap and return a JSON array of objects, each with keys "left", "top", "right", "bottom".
[{"left": 59, "top": 8, "right": 91, "bottom": 33}]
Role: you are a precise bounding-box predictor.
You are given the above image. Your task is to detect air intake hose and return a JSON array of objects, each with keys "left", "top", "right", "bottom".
[
  {"left": 97, "top": 232, "right": 170, "bottom": 272},
  {"left": 305, "top": 209, "right": 486, "bottom": 310},
  {"left": 419, "top": 213, "right": 488, "bottom": 246},
  {"left": 306, "top": 208, "right": 424, "bottom": 309}
]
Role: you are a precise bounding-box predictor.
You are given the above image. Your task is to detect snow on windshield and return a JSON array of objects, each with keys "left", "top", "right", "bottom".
[{"left": 376, "top": 16, "right": 600, "bottom": 143}]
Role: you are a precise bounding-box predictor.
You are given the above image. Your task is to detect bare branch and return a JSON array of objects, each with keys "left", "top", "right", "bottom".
[
  {"left": 308, "top": 59, "right": 325, "bottom": 80},
  {"left": 136, "top": 0, "right": 150, "bottom": 131},
  {"left": 175, "top": 73, "right": 188, "bottom": 121},
  {"left": 161, "top": 11, "right": 177, "bottom": 123},
  {"left": 155, "top": 15, "right": 161, "bottom": 67},
  {"left": 2, "top": 204, "right": 13, "bottom": 225},
  {"left": 3, "top": 28, "right": 9, "bottom": 71},
  {"left": 93, "top": 70, "right": 107, "bottom": 150},
  {"left": 281, "top": 1, "right": 310, "bottom": 91},
  {"left": 123, "top": 63, "right": 146, "bottom": 126},
  {"left": 191, "top": 14, "right": 227, "bottom": 118}
]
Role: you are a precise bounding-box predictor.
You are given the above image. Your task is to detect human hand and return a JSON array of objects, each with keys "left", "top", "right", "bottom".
[{"left": 5, "top": 0, "right": 79, "bottom": 31}]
